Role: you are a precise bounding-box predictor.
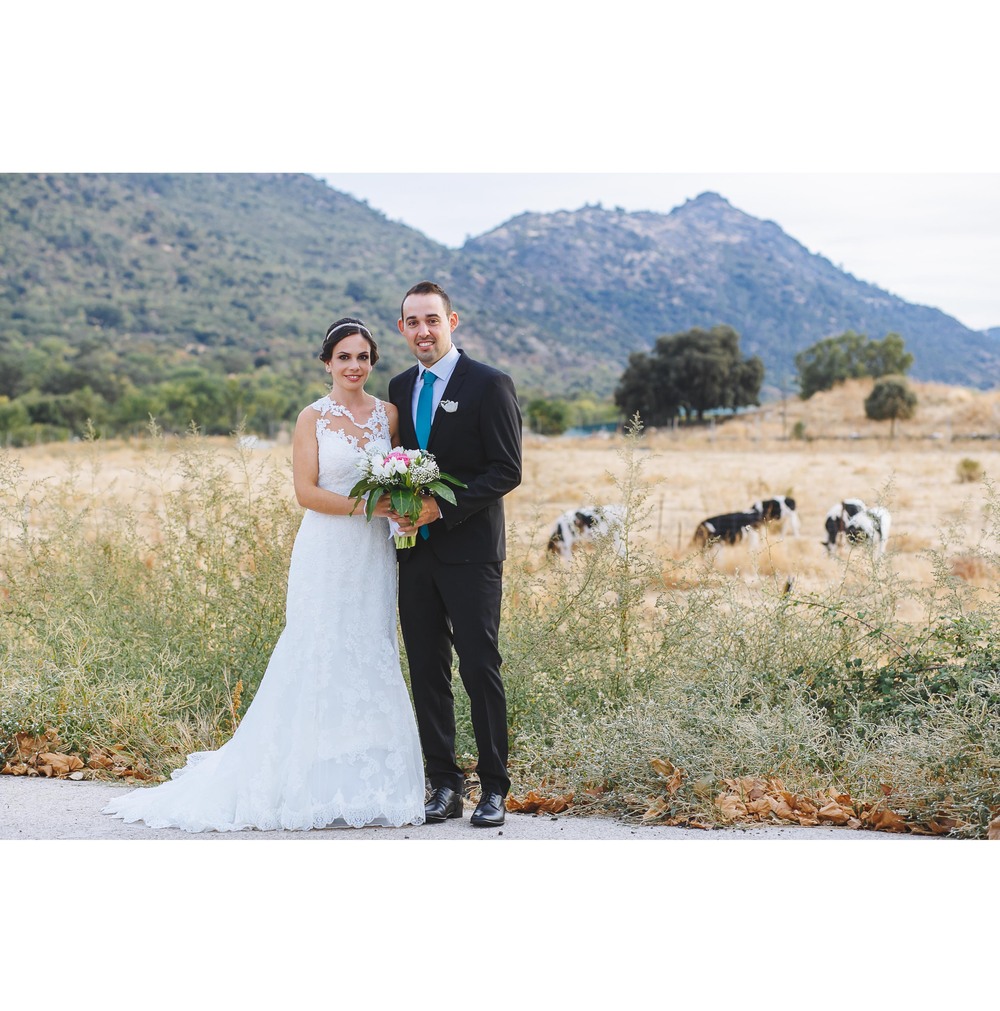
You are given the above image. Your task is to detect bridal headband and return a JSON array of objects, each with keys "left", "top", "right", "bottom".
[
  {"left": 320, "top": 318, "right": 380, "bottom": 364},
  {"left": 325, "top": 321, "right": 373, "bottom": 341}
]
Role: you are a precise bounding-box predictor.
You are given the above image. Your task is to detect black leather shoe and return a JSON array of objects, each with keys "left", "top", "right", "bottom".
[
  {"left": 424, "top": 786, "right": 464, "bottom": 823},
  {"left": 470, "top": 791, "right": 506, "bottom": 828}
]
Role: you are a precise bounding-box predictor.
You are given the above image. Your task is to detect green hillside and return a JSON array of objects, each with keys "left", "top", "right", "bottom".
[
  {"left": 0, "top": 173, "right": 447, "bottom": 438},
  {"left": 1, "top": 174, "right": 996, "bottom": 443}
]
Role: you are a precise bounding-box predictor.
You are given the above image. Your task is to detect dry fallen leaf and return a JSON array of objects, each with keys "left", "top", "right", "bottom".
[
  {"left": 650, "top": 758, "right": 684, "bottom": 794},
  {"left": 37, "top": 753, "right": 85, "bottom": 777},
  {"left": 715, "top": 793, "right": 748, "bottom": 820},
  {"left": 769, "top": 797, "right": 798, "bottom": 822},
  {"left": 866, "top": 808, "right": 908, "bottom": 833},
  {"left": 642, "top": 797, "right": 669, "bottom": 822},
  {"left": 987, "top": 813, "right": 1000, "bottom": 841},
  {"left": 817, "top": 802, "right": 852, "bottom": 825},
  {"left": 14, "top": 728, "right": 60, "bottom": 761},
  {"left": 507, "top": 790, "right": 573, "bottom": 814}
]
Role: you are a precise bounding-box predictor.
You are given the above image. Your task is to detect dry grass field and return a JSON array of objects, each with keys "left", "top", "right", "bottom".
[
  {"left": 511, "top": 380, "right": 1000, "bottom": 618},
  {"left": 3, "top": 379, "right": 999, "bottom": 835},
  {"left": 7, "top": 379, "right": 1000, "bottom": 620}
]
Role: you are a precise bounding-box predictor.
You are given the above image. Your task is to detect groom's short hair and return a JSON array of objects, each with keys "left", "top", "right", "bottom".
[{"left": 401, "top": 280, "right": 452, "bottom": 319}]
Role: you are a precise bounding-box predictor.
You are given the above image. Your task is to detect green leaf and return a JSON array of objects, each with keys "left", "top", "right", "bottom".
[
  {"left": 365, "top": 487, "right": 384, "bottom": 521},
  {"left": 437, "top": 471, "right": 467, "bottom": 488},
  {"left": 425, "top": 481, "right": 457, "bottom": 506},
  {"left": 391, "top": 488, "right": 420, "bottom": 520}
]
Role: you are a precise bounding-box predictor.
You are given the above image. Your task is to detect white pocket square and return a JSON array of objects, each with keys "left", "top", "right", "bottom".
[{"left": 439, "top": 400, "right": 459, "bottom": 413}]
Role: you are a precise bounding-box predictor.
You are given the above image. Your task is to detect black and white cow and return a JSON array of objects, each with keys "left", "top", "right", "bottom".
[
  {"left": 748, "top": 495, "right": 800, "bottom": 537},
  {"left": 547, "top": 505, "right": 625, "bottom": 560},
  {"left": 823, "top": 499, "right": 892, "bottom": 555},
  {"left": 692, "top": 510, "right": 762, "bottom": 549},
  {"left": 844, "top": 505, "right": 892, "bottom": 556},
  {"left": 822, "top": 498, "right": 866, "bottom": 554}
]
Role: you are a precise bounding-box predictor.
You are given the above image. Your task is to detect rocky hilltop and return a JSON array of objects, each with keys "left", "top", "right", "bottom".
[{"left": 1, "top": 175, "right": 996, "bottom": 405}]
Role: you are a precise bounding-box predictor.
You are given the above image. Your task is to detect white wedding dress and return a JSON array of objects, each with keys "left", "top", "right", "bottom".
[{"left": 104, "top": 396, "right": 426, "bottom": 831}]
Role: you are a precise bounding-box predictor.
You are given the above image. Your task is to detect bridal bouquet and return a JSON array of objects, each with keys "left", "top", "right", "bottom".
[{"left": 350, "top": 446, "right": 466, "bottom": 549}]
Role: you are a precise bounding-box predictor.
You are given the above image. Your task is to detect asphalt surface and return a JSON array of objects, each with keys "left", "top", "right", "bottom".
[{"left": 0, "top": 775, "right": 942, "bottom": 841}]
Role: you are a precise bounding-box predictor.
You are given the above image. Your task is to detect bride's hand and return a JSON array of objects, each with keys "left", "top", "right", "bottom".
[{"left": 368, "top": 496, "right": 394, "bottom": 519}]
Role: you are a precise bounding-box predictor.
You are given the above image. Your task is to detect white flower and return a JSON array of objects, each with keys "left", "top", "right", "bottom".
[
  {"left": 439, "top": 400, "right": 458, "bottom": 413},
  {"left": 410, "top": 457, "right": 441, "bottom": 484}
]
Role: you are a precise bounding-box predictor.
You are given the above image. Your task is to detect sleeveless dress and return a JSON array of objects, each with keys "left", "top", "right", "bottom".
[{"left": 103, "top": 396, "right": 426, "bottom": 831}]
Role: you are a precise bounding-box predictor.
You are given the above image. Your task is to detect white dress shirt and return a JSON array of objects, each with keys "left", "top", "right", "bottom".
[{"left": 411, "top": 344, "right": 461, "bottom": 430}]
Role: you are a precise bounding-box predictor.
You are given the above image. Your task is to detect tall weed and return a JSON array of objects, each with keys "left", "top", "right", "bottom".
[
  {"left": 499, "top": 427, "right": 1000, "bottom": 836},
  {"left": 2, "top": 428, "right": 998, "bottom": 834},
  {"left": 0, "top": 426, "right": 297, "bottom": 772}
]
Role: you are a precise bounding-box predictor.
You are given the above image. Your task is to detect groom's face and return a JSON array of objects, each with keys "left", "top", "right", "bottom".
[{"left": 398, "top": 292, "right": 457, "bottom": 367}]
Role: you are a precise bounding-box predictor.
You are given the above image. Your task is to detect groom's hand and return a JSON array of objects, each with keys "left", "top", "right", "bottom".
[{"left": 392, "top": 496, "right": 442, "bottom": 534}]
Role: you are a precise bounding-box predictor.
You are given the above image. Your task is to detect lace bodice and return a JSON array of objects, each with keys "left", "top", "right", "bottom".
[{"left": 312, "top": 395, "right": 391, "bottom": 496}]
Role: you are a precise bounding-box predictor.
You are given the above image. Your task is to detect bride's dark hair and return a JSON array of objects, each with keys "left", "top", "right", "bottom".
[{"left": 320, "top": 317, "right": 380, "bottom": 365}]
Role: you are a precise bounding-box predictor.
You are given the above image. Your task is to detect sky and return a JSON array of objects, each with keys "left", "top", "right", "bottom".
[{"left": 319, "top": 172, "right": 1000, "bottom": 332}]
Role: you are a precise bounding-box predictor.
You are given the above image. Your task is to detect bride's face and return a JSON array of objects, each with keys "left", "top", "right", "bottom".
[{"left": 327, "top": 333, "right": 373, "bottom": 393}]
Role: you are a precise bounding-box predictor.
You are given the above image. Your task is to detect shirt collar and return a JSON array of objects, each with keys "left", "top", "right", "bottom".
[{"left": 419, "top": 344, "right": 461, "bottom": 384}]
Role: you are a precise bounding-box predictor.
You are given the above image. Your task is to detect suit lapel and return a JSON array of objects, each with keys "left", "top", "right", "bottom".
[
  {"left": 398, "top": 365, "right": 419, "bottom": 447},
  {"left": 429, "top": 350, "right": 470, "bottom": 448}
]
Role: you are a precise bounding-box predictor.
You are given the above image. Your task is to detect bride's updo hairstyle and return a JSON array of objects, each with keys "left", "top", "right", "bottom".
[{"left": 320, "top": 317, "right": 380, "bottom": 365}]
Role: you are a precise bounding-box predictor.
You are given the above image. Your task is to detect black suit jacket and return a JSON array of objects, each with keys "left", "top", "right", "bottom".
[{"left": 388, "top": 350, "right": 522, "bottom": 564}]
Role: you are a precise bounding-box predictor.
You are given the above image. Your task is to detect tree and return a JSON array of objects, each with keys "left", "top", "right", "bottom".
[
  {"left": 614, "top": 350, "right": 670, "bottom": 425},
  {"left": 864, "top": 376, "right": 917, "bottom": 438},
  {"left": 0, "top": 396, "right": 30, "bottom": 443},
  {"left": 615, "top": 325, "right": 762, "bottom": 425},
  {"left": 525, "top": 397, "right": 570, "bottom": 435},
  {"left": 863, "top": 331, "right": 913, "bottom": 378},
  {"left": 795, "top": 330, "right": 914, "bottom": 399}
]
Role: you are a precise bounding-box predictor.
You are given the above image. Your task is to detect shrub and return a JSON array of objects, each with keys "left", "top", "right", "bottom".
[{"left": 956, "top": 457, "right": 983, "bottom": 484}]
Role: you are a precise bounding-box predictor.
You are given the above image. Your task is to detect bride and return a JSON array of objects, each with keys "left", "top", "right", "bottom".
[{"left": 104, "top": 318, "right": 426, "bottom": 831}]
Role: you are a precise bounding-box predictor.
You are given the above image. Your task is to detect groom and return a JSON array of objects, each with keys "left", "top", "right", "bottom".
[{"left": 387, "top": 280, "right": 522, "bottom": 828}]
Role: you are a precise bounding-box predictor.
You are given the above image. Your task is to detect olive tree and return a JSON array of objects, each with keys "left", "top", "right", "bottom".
[
  {"left": 796, "top": 330, "right": 913, "bottom": 399},
  {"left": 864, "top": 376, "right": 917, "bottom": 438},
  {"left": 615, "top": 325, "right": 763, "bottom": 425}
]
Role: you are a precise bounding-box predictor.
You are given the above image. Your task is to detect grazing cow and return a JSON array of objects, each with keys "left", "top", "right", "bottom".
[
  {"left": 547, "top": 505, "right": 625, "bottom": 560},
  {"left": 844, "top": 505, "right": 892, "bottom": 556},
  {"left": 749, "top": 495, "right": 800, "bottom": 537},
  {"left": 692, "top": 510, "right": 762, "bottom": 549},
  {"left": 822, "top": 498, "right": 867, "bottom": 554}
]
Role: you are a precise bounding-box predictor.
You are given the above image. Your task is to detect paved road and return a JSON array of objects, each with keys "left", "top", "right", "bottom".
[{"left": 0, "top": 776, "right": 941, "bottom": 841}]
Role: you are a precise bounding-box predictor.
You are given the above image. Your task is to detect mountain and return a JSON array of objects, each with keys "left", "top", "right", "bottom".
[
  {"left": 0, "top": 173, "right": 449, "bottom": 395},
  {"left": 447, "top": 192, "right": 1000, "bottom": 395},
  {"left": 1, "top": 175, "right": 996, "bottom": 428}
]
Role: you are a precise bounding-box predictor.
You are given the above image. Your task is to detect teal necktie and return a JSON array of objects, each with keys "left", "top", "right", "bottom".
[
  {"left": 416, "top": 369, "right": 435, "bottom": 449},
  {"left": 415, "top": 370, "right": 436, "bottom": 539}
]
